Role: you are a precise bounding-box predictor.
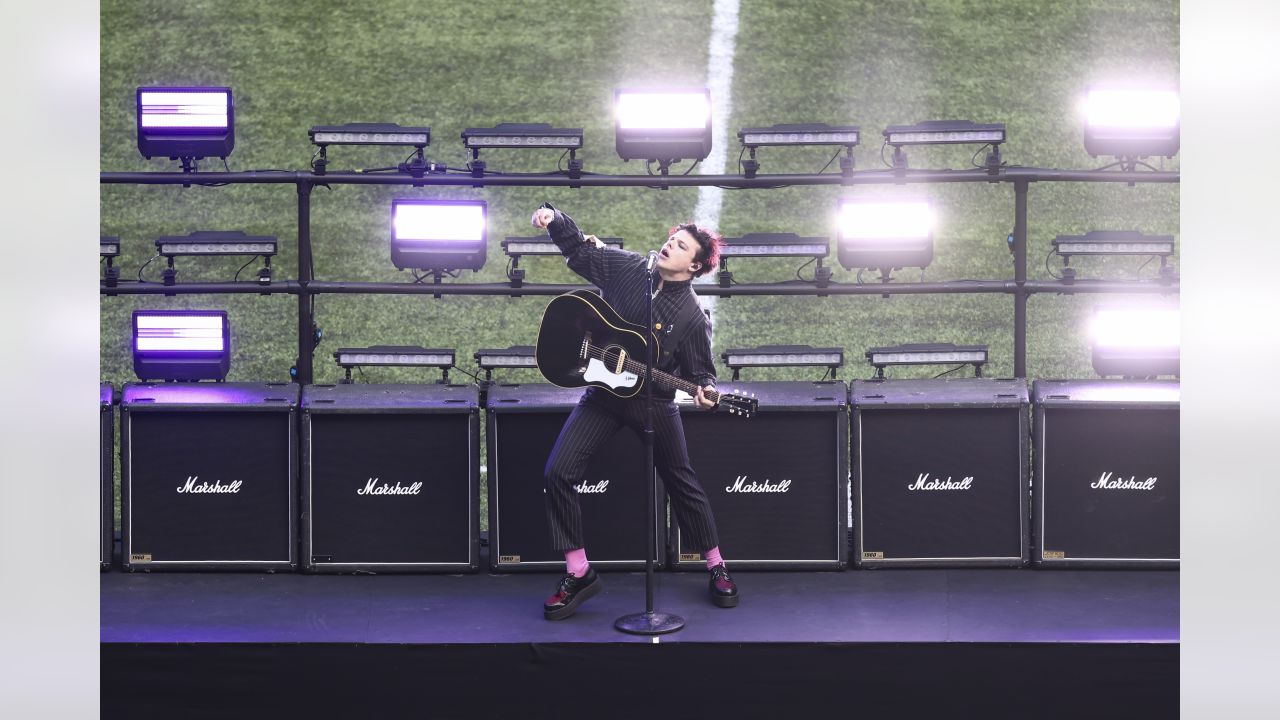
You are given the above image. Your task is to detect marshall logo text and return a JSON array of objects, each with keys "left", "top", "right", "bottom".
[
  {"left": 725, "top": 476, "right": 791, "bottom": 493},
  {"left": 574, "top": 480, "right": 609, "bottom": 494},
  {"left": 358, "top": 478, "right": 423, "bottom": 496},
  {"left": 1090, "top": 472, "right": 1158, "bottom": 491},
  {"left": 176, "top": 476, "right": 242, "bottom": 494},
  {"left": 907, "top": 473, "right": 974, "bottom": 491}
]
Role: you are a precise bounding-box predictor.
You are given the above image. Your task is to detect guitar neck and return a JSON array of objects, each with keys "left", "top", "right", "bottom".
[{"left": 619, "top": 355, "right": 718, "bottom": 402}]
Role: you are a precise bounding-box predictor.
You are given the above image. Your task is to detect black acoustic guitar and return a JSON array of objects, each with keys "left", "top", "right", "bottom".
[{"left": 535, "top": 290, "right": 758, "bottom": 417}]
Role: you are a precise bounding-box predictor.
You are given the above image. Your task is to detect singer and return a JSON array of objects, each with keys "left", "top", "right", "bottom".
[{"left": 529, "top": 202, "right": 740, "bottom": 620}]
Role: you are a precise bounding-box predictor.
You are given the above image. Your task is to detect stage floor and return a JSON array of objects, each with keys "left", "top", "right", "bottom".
[{"left": 101, "top": 564, "right": 1179, "bottom": 645}]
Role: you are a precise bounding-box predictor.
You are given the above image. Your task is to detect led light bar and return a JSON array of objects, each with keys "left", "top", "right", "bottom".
[
  {"left": 502, "top": 236, "right": 623, "bottom": 256},
  {"left": 390, "top": 199, "right": 487, "bottom": 271},
  {"left": 474, "top": 345, "right": 538, "bottom": 369},
  {"left": 883, "top": 120, "right": 1006, "bottom": 146},
  {"left": 614, "top": 88, "right": 712, "bottom": 163},
  {"left": 1053, "top": 231, "right": 1175, "bottom": 257},
  {"left": 866, "top": 343, "right": 989, "bottom": 367},
  {"left": 1090, "top": 305, "right": 1180, "bottom": 377},
  {"left": 334, "top": 346, "right": 456, "bottom": 369},
  {"left": 719, "top": 233, "right": 829, "bottom": 258},
  {"left": 739, "top": 123, "right": 859, "bottom": 148},
  {"left": 156, "top": 230, "right": 278, "bottom": 257},
  {"left": 132, "top": 310, "right": 231, "bottom": 381},
  {"left": 836, "top": 198, "right": 935, "bottom": 272},
  {"left": 722, "top": 345, "right": 845, "bottom": 369},
  {"left": 1082, "top": 86, "right": 1180, "bottom": 158},
  {"left": 136, "top": 86, "right": 234, "bottom": 159},
  {"left": 101, "top": 236, "right": 120, "bottom": 258},
  {"left": 309, "top": 123, "right": 430, "bottom": 146},
  {"left": 463, "top": 123, "right": 583, "bottom": 149}
]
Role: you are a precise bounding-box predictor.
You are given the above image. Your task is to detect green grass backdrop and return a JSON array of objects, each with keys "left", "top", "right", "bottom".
[{"left": 101, "top": 0, "right": 1179, "bottom": 526}]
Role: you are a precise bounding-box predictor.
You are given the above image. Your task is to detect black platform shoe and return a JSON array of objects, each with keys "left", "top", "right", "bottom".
[
  {"left": 709, "top": 564, "right": 739, "bottom": 608},
  {"left": 543, "top": 567, "right": 602, "bottom": 620}
]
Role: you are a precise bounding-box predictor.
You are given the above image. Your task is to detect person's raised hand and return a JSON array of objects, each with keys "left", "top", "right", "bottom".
[{"left": 531, "top": 207, "right": 555, "bottom": 229}]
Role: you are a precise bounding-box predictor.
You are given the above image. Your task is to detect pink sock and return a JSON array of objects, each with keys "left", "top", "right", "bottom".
[
  {"left": 565, "top": 548, "right": 589, "bottom": 577},
  {"left": 705, "top": 547, "right": 724, "bottom": 570}
]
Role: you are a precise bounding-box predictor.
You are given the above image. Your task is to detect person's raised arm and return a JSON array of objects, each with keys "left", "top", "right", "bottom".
[{"left": 531, "top": 202, "right": 635, "bottom": 287}]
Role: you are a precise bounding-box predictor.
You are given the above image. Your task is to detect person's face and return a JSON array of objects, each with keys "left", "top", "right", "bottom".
[{"left": 657, "top": 228, "right": 702, "bottom": 278}]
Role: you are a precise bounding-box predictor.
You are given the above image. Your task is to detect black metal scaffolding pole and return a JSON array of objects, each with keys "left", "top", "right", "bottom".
[
  {"left": 297, "top": 181, "right": 315, "bottom": 385},
  {"left": 1013, "top": 180, "right": 1030, "bottom": 378},
  {"left": 100, "top": 165, "right": 1178, "bottom": 380},
  {"left": 99, "top": 278, "right": 1176, "bottom": 297},
  {"left": 100, "top": 167, "right": 1179, "bottom": 188}
]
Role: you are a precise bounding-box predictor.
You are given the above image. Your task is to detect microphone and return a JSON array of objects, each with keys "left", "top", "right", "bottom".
[{"left": 646, "top": 250, "right": 660, "bottom": 272}]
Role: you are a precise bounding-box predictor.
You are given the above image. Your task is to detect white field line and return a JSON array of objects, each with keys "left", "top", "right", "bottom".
[{"left": 692, "top": 0, "right": 740, "bottom": 332}]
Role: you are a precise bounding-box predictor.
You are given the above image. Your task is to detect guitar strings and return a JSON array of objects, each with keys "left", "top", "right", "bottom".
[{"left": 582, "top": 342, "right": 721, "bottom": 401}]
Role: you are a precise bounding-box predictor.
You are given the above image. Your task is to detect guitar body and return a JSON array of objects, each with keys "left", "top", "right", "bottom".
[{"left": 535, "top": 290, "right": 658, "bottom": 398}]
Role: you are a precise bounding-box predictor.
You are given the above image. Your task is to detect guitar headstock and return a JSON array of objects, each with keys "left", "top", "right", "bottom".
[{"left": 717, "top": 389, "right": 758, "bottom": 418}]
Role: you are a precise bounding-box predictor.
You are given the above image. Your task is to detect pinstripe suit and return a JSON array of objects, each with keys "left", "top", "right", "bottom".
[{"left": 541, "top": 204, "right": 720, "bottom": 552}]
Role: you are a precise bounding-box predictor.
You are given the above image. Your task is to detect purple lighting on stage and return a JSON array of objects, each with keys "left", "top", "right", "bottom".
[
  {"left": 390, "top": 199, "right": 488, "bottom": 271},
  {"left": 1082, "top": 85, "right": 1179, "bottom": 158},
  {"left": 1091, "top": 307, "right": 1179, "bottom": 351},
  {"left": 138, "top": 90, "right": 230, "bottom": 130},
  {"left": 136, "top": 86, "right": 235, "bottom": 160},
  {"left": 615, "top": 91, "right": 710, "bottom": 130},
  {"left": 132, "top": 310, "right": 231, "bottom": 381},
  {"left": 1084, "top": 89, "right": 1179, "bottom": 130},
  {"left": 838, "top": 200, "right": 934, "bottom": 241},
  {"left": 1089, "top": 305, "right": 1180, "bottom": 378},
  {"left": 835, "top": 198, "right": 935, "bottom": 272},
  {"left": 394, "top": 203, "right": 486, "bottom": 242},
  {"left": 613, "top": 87, "right": 713, "bottom": 163},
  {"left": 135, "top": 314, "right": 226, "bottom": 352}
]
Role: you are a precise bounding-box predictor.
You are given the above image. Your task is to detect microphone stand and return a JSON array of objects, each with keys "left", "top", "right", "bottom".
[{"left": 615, "top": 252, "right": 685, "bottom": 636}]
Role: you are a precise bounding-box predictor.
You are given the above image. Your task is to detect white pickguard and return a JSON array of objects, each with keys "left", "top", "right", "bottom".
[{"left": 583, "top": 358, "right": 639, "bottom": 389}]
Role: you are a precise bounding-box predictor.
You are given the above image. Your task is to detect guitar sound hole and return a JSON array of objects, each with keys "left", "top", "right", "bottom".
[{"left": 600, "top": 345, "right": 624, "bottom": 370}]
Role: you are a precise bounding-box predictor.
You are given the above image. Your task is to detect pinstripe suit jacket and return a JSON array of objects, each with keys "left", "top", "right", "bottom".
[{"left": 541, "top": 203, "right": 717, "bottom": 400}]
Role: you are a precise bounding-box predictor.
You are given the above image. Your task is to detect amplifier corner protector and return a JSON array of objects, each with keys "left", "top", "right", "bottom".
[
  {"left": 862, "top": 551, "right": 884, "bottom": 560},
  {"left": 129, "top": 553, "right": 152, "bottom": 563},
  {"left": 1043, "top": 550, "right": 1065, "bottom": 560},
  {"left": 498, "top": 555, "right": 521, "bottom": 563},
  {"left": 679, "top": 553, "right": 703, "bottom": 562}
]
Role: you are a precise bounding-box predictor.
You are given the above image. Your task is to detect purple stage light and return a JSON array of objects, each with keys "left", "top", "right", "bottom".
[
  {"left": 836, "top": 198, "right": 935, "bottom": 273},
  {"left": 136, "top": 86, "right": 235, "bottom": 160},
  {"left": 132, "top": 310, "right": 231, "bottom": 382},
  {"left": 1082, "top": 86, "right": 1179, "bottom": 159},
  {"left": 1090, "top": 305, "right": 1180, "bottom": 378},
  {"left": 390, "top": 199, "right": 488, "bottom": 271},
  {"left": 138, "top": 91, "right": 229, "bottom": 129},
  {"left": 614, "top": 88, "right": 713, "bottom": 165}
]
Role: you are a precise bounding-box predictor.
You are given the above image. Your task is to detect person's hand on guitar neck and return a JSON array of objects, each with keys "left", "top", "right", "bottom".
[{"left": 694, "top": 385, "right": 717, "bottom": 410}]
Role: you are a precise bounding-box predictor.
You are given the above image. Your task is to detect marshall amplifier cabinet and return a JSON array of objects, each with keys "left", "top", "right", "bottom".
[
  {"left": 671, "top": 381, "right": 849, "bottom": 571},
  {"left": 301, "top": 383, "right": 480, "bottom": 573},
  {"left": 120, "top": 382, "right": 298, "bottom": 572},
  {"left": 101, "top": 383, "right": 115, "bottom": 571},
  {"left": 851, "top": 379, "right": 1030, "bottom": 568},
  {"left": 486, "top": 384, "right": 663, "bottom": 572},
  {"left": 1033, "top": 380, "right": 1179, "bottom": 568}
]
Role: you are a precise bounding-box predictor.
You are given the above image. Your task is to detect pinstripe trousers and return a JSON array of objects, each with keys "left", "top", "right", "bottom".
[{"left": 544, "top": 388, "right": 720, "bottom": 552}]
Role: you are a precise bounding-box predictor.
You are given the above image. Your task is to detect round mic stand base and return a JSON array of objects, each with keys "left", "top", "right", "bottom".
[{"left": 615, "top": 610, "right": 685, "bottom": 636}]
